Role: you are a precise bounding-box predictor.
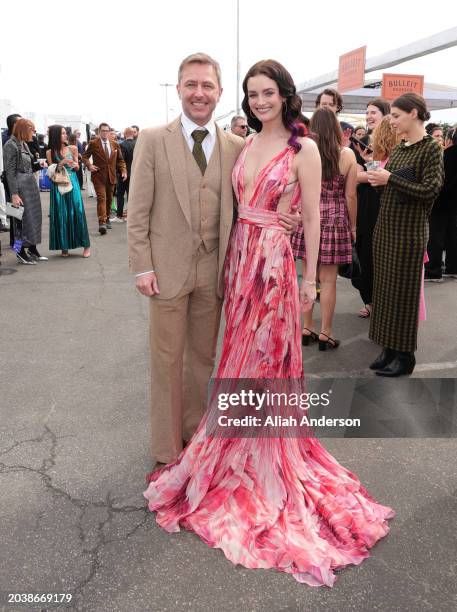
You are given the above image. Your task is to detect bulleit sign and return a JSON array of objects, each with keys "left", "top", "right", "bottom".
[{"left": 382, "top": 74, "right": 424, "bottom": 100}]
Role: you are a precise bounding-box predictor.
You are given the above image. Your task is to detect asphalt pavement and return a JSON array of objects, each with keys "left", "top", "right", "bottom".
[{"left": 0, "top": 191, "right": 456, "bottom": 612}]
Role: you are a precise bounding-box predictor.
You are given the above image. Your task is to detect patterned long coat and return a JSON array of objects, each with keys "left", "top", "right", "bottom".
[{"left": 369, "top": 135, "right": 443, "bottom": 352}]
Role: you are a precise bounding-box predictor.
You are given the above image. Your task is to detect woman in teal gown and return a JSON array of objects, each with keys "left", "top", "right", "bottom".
[{"left": 46, "top": 125, "right": 90, "bottom": 257}]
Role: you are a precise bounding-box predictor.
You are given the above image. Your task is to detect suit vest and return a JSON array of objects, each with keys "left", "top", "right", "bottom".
[{"left": 183, "top": 133, "right": 222, "bottom": 253}]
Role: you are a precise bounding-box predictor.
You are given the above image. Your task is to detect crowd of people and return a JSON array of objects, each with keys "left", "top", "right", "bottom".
[
  {"left": 227, "top": 87, "right": 455, "bottom": 376},
  {"left": 0, "top": 117, "right": 139, "bottom": 262},
  {"left": 1, "top": 85, "right": 455, "bottom": 378},
  {"left": 2, "top": 50, "right": 455, "bottom": 588}
]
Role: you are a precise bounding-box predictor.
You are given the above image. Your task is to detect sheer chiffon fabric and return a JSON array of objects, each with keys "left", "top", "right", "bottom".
[{"left": 144, "top": 139, "right": 394, "bottom": 587}]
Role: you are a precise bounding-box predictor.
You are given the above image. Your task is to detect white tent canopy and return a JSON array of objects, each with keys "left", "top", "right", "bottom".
[
  {"left": 297, "top": 27, "right": 457, "bottom": 114},
  {"left": 299, "top": 79, "right": 457, "bottom": 113}
]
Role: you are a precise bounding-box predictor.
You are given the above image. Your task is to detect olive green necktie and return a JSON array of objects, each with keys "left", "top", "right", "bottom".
[{"left": 191, "top": 129, "right": 209, "bottom": 175}]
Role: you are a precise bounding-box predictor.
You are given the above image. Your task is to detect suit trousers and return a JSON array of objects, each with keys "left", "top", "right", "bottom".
[
  {"left": 148, "top": 245, "right": 222, "bottom": 463},
  {"left": 116, "top": 177, "right": 130, "bottom": 218},
  {"left": 93, "top": 179, "right": 115, "bottom": 224},
  {"left": 425, "top": 209, "right": 457, "bottom": 277}
]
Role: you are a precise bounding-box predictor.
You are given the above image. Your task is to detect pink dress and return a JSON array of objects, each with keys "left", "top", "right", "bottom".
[
  {"left": 143, "top": 139, "right": 394, "bottom": 587},
  {"left": 291, "top": 174, "right": 352, "bottom": 264}
]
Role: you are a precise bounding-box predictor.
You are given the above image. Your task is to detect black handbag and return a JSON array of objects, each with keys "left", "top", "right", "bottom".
[{"left": 339, "top": 242, "right": 362, "bottom": 280}]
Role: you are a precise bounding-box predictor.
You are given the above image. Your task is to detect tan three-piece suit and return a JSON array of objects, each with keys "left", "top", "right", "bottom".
[{"left": 127, "top": 116, "right": 244, "bottom": 463}]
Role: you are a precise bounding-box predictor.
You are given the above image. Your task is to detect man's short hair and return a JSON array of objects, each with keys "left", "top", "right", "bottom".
[
  {"left": 231, "top": 115, "right": 246, "bottom": 127},
  {"left": 99, "top": 122, "right": 110, "bottom": 131},
  {"left": 315, "top": 88, "right": 343, "bottom": 113},
  {"left": 132, "top": 125, "right": 139, "bottom": 131},
  {"left": 178, "top": 52, "right": 222, "bottom": 87}
]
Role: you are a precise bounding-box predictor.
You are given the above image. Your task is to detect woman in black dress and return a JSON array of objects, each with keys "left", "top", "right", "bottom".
[
  {"left": 353, "top": 98, "right": 390, "bottom": 318},
  {"left": 367, "top": 93, "right": 444, "bottom": 377}
]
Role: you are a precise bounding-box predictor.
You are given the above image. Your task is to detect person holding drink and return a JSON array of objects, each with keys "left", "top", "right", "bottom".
[{"left": 366, "top": 93, "right": 443, "bottom": 377}]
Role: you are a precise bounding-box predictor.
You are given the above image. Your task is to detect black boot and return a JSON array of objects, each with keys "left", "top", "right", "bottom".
[
  {"left": 369, "top": 348, "right": 396, "bottom": 370},
  {"left": 375, "top": 352, "right": 416, "bottom": 377}
]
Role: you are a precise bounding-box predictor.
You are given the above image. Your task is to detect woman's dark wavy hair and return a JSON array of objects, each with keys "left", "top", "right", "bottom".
[
  {"left": 241, "top": 59, "right": 305, "bottom": 152},
  {"left": 310, "top": 107, "right": 342, "bottom": 181},
  {"left": 48, "top": 124, "right": 66, "bottom": 163}
]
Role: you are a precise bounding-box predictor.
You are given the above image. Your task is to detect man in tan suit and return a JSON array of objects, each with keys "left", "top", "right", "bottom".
[
  {"left": 82, "top": 122, "right": 127, "bottom": 234},
  {"left": 128, "top": 53, "right": 297, "bottom": 465}
]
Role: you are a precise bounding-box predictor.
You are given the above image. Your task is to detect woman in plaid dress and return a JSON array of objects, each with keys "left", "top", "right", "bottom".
[
  {"left": 291, "top": 108, "right": 357, "bottom": 349},
  {"left": 367, "top": 93, "right": 444, "bottom": 377}
]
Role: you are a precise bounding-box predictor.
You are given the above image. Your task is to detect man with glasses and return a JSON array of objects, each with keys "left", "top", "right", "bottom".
[
  {"left": 230, "top": 115, "right": 249, "bottom": 138},
  {"left": 82, "top": 122, "right": 127, "bottom": 234}
]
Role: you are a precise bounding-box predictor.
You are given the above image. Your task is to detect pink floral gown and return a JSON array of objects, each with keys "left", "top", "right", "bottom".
[{"left": 144, "top": 138, "right": 394, "bottom": 587}]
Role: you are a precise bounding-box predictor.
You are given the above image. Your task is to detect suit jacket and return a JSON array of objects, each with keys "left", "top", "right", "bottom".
[
  {"left": 82, "top": 137, "right": 126, "bottom": 185},
  {"left": 127, "top": 116, "right": 245, "bottom": 300},
  {"left": 120, "top": 138, "right": 136, "bottom": 177},
  {"left": 434, "top": 144, "right": 457, "bottom": 213}
]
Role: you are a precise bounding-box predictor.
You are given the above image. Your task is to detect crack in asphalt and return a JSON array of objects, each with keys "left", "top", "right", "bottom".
[{"left": 0, "top": 426, "right": 148, "bottom": 611}]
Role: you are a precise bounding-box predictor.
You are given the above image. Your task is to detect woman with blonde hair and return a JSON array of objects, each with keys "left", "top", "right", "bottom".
[{"left": 353, "top": 100, "right": 392, "bottom": 317}]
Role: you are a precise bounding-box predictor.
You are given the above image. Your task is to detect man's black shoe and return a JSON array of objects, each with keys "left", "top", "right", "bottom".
[{"left": 99, "top": 224, "right": 107, "bottom": 235}]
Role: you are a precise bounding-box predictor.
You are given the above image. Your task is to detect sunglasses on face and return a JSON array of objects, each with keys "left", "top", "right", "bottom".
[{"left": 238, "top": 125, "right": 248, "bottom": 129}]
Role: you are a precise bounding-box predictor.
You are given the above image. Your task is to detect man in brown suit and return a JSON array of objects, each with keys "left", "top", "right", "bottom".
[
  {"left": 127, "top": 53, "right": 297, "bottom": 465},
  {"left": 82, "top": 122, "right": 127, "bottom": 234}
]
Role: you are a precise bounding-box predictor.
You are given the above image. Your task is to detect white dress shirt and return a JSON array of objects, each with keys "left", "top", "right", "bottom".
[
  {"left": 180, "top": 112, "right": 216, "bottom": 163},
  {"left": 100, "top": 137, "right": 111, "bottom": 157},
  {"left": 135, "top": 113, "right": 217, "bottom": 278}
]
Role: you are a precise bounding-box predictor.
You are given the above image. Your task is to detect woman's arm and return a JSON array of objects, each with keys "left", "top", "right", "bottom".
[
  {"left": 3, "top": 140, "right": 19, "bottom": 197},
  {"left": 387, "top": 143, "right": 444, "bottom": 202},
  {"left": 296, "top": 137, "right": 321, "bottom": 283},
  {"left": 70, "top": 145, "right": 79, "bottom": 170},
  {"left": 344, "top": 150, "right": 358, "bottom": 239}
]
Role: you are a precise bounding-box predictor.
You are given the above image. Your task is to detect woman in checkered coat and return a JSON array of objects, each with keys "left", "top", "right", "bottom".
[
  {"left": 367, "top": 93, "right": 444, "bottom": 377},
  {"left": 291, "top": 108, "right": 357, "bottom": 350}
]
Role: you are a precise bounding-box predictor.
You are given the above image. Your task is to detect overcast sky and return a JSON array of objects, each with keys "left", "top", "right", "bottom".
[{"left": 1, "top": 0, "right": 457, "bottom": 130}]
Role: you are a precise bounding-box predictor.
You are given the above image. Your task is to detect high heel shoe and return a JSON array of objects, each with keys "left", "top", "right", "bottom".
[
  {"left": 318, "top": 332, "right": 340, "bottom": 351},
  {"left": 302, "top": 328, "right": 318, "bottom": 346}
]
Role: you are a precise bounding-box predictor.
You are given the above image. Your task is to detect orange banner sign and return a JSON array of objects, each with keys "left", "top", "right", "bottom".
[
  {"left": 338, "top": 46, "right": 366, "bottom": 93},
  {"left": 382, "top": 74, "right": 424, "bottom": 100}
]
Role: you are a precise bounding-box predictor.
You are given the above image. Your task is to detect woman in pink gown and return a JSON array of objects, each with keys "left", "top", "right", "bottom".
[{"left": 144, "top": 60, "right": 394, "bottom": 587}]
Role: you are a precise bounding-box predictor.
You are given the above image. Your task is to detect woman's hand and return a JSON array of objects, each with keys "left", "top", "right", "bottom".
[
  {"left": 300, "top": 280, "right": 316, "bottom": 312},
  {"left": 11, "top": 194, "right": 23, "bottom": 207},
  {"left": 367, "top": 168, "right": 391, "bottom": 186},
  {"left": 360, "top": 147, "right": 373, "bottom": 163}
]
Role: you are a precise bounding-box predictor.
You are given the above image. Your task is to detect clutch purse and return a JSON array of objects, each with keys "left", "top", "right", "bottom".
[
  {"left": 52, "top": 166, "right": 70, "bottom": 185},
  {"left": 391, "top": 167, "right": 416, "bottom": 182},
  {"left": 6, "top": 202, "right": 24, "bottom": 220}
]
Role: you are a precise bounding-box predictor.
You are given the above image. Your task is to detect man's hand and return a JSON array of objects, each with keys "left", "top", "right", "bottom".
[
  {"left": 89, "top": 164, "right": 99, "bottom": 173},
  {"left": 121, "top": 171, "right": 128, "bottom": 181},
  {"left": 278, "top": 203, "right": 300, "bottom": 235},
  {"left": 135, "top": 272, "right": 160, "bottom": 297}
]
